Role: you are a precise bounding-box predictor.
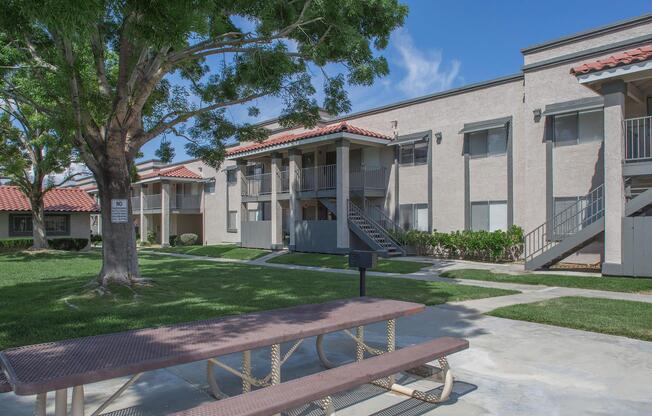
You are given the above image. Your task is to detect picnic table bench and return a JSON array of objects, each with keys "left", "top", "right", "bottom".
[{"left": 0, "top": 297, "right": 468, "bottom": 416}]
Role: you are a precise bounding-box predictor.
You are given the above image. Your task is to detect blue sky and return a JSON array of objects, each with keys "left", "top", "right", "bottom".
[{"left": 139, "top": 0, "right": 652, "bottom": 162}]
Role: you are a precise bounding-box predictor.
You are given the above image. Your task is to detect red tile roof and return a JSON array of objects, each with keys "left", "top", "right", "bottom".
[
  {"left": 0, "top": 186, "right": 99, "bottom": 212},
  {"left": 138, "top": 165, "right": 203, "bottom": 181},
  {"left": 571, "top": 44, "right": 652, "bottom": 75},
  {"left": 227, "top": 122, "right": 391, "bottom": 156}
]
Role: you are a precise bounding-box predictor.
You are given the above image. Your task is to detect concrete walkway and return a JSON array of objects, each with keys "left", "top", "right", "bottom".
[{"left": 144, "top": 249, "right": 652, "bottom": 308}]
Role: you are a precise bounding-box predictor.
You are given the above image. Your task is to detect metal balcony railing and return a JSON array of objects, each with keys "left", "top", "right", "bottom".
[
  {"left": 144, "top": 193, "right": 161, "bottom": 210},
  {"left": 242, "top": 173, "right": 272, "bottom": 197},
  {"left": 350, "top": 166, "right": 387, "bottom": 190},
  {"left": 298, "top": 164, "right": 337, "bottom": 191},
  {"left": 279, "top": 169, "right": 290, "bottom": 193},
  {"left": 624, "top": 116, "right": 652, "bottom": 162},
  {"left": 524, "top": 184, "right": 604, "bottom": 262},
  {"left": 131, "top": 196, "right": 140, "bottom": 211},
  {"left": 171, "top": 194, "right": 201, "bottom": 210}
]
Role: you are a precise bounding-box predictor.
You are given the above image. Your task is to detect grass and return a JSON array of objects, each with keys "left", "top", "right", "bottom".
[
  {"left": 488, "top": 296, "right": 652, "bottom": 341},
  {"left": 0, "top": 251, "right": 517, "bottom": 349},
  {"left": 268, "top": 252, "right": 432, "bottom": 274},
  {"left": 149, "top": 244, "right": 269, "bottom": 260},
  {"left": 441, "top": 269, "right": 652, "bottom": 294}
]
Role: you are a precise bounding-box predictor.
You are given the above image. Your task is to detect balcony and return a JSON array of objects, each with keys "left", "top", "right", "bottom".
[
  {"left": 242, "top": 170, "right": 290, "bottom": 198},
  {"left": 131, "top": 193, "right": 201, "bottom": 212}
]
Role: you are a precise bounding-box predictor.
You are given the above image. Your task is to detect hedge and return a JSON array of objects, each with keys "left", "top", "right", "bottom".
[
  {"left": 0, "top": 238, "right": 89, "bottom": 252},
  {"left": 175, "top": 233, "right": 198, "bottom": 246},
  {"left": 392, "top": 225, "right": 524, "bottom": 263}
]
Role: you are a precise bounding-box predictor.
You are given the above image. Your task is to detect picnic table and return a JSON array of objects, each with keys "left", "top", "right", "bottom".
[{"left": 0, "top": 297, "right": 467, "bottom": 416}]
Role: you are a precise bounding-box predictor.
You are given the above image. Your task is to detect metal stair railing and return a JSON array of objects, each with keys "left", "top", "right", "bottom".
[
  {"left": 524, "top": 184, "right": 604, "bottom": 262},
  {"left": 348, "top": 200, "right": 405, "bottom": 253},
  {"left": 363, "top": 200, "right": 405, "bottom": 236}
]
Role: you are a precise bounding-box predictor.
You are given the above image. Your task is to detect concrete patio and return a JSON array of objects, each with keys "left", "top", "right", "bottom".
[{"left": 2, "top": 293, "right": 651, "bottom": 416}]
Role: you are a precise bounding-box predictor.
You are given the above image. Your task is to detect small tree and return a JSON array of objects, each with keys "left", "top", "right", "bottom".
[
  {"left": 0, "top": 99, "right": 78, "bottom": 249},
  {"left": 1, "top": 0, "right": 408, "bottom": 287},
  {"left": 155, "top": 138, "right": 175, "bottom": 164}
]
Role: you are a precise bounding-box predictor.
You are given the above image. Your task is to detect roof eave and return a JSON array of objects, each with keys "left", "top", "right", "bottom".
[{"left": 226, "top": 132, "right": 390, "bottom": 159}]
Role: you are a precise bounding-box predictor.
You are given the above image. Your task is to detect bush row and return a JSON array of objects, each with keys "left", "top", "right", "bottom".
[
  {"left": 0, "top": 238, "right": 89, "bottom": 252},
  {"left": 392, "top": 225, "right": 524, "bottom": 263}
]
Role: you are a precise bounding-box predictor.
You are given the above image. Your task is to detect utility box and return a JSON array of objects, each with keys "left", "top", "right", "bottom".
[{"left": 349, "top": 250, "right": 378, "bottom": 270}]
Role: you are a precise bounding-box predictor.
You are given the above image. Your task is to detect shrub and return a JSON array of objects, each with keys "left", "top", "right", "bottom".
[
  {"left": 175, "top": 233, "right": 198, "bottom": 246},
  {"left": 0, "top": 238, "right": 33, "bottom": 252},
  {"left": 146, "top": 230, "right": 156, "bottom": 244},
  {"left": 138, "top": 239, "right": 151, "bottom": 247},
  {"left": 169, "top": 235, "right": 177, "bottom": 247},
  {"left": 47, "top": 238, "right": 89, "bottom": 251},
  {"left": 393, "top": 225, "right": 524, "bottom": 263},
  {"left": 90, "top": 234, "right": 102, "bottom": 243}
]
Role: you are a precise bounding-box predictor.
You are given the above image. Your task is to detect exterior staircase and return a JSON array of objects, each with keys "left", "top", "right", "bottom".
[
  {"left": 347, "top": 200, "right": 406, "bottom": 257},
  {"left": 524, "top": 185, "right": 605, "bottom": 270}
]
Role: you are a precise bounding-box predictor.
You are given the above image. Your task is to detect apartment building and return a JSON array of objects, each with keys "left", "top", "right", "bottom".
[{"left": 83, "top": 13, "right": 652, "bottom": 277}]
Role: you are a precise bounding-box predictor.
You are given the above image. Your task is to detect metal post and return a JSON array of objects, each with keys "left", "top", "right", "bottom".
[
  {"left": 71, "top": 385, "right": 85, "bottom": 416},
  {"left": 55, "top": 389, "right": 68, "bottom": 416},
  {"left": 35, "top": 392, "right": 47, "bottom": 416},
  {"left": 359, "top": 267, "right": 366, "bottom": 297}
]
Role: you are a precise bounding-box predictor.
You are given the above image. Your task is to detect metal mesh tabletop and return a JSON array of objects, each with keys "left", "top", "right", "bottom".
[
  {"left": 0, "top": 297, "right": 424, "bottom": 395},
  {"left": 0, "top": 366, "right": 11, "bottom": 393}
]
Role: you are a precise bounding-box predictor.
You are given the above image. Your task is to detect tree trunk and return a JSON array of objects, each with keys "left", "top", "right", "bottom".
[
  {"left": 96, "top": 161, "right": 140, "bottom": 287},
  {"left": 31, "top": 203, "right": 48, "bottom": 249}
]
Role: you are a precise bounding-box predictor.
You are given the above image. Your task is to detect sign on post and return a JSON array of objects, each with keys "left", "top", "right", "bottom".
[{"left": 110, "top": 199, "right": 129, "bottom": 223}]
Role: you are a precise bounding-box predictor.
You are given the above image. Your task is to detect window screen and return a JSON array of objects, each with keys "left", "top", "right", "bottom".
[
  {"left": 487, "top": 127, "right": 507, "bottom": 156},
  {"left": 399, "top": 204, "right": 413, "bottom": 230},
  {"left": 468, "top": 131, "right": 487, "bottom": 157},
  {"left": 414, "top": 204, "right": 429, "bottom": 231},
  {"left": 471, "top": 202, "right": 490, "bottom": 231},
  {"left": 226, "top": 169, "right": 237, "bottom": 184},
  {"left": 9, "top": 215, "right": 32, "bottom": 236},
  {"left": 488, "top": 202, "right": 507, "bottom": 232},
  {"left": 399, "top": 140, "right": 428, "bottom": 165},
  {"left": 578, "top": 109, "right": 604, "bottom": 143},
  {"left": 205, "top": 181, "right": 216, "bottom": 193}
]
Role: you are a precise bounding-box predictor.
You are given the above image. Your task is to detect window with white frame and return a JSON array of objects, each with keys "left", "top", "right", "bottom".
[
  {"left": 399, "top": 203, "right": 428, "bottom": 231},
  {"left": 470, "top": 201, "right": 507, "bottom": 232},
  {"left": 399, "top": 140, "right": 428, "bottom": 165},
  {"left": 468, "top": 127, "right": 507, "bottom": 158},
  {"left": 552, "top": 109, "right": 603, "bottom": 146},
  {"left": 227, "top": 211, "right": 238, "bottom": 231}
]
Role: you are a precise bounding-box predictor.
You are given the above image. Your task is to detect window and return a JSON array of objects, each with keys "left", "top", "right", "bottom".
[
  {"left": 227, "top": 211, "right": 238, "bottom": 232},
  {"left": 468, "top": 127, "right": 507, "bottom": 158},
  {"left": 471, "top": 201, "right": 507, "bottom": 231},
  {"left": 46, "top": 215, "right": 69, "bottom": 236},
  {"left": 226, "top": 169, "right": 237, "bottom": 184},
  {"left": 399, "top": 140, "right": 428, "bottom": 165},
  {"left": 9, "top": 214, "right": 70, "bottom": 236},
  {"left": 9, "top": 215, "right": 32, "bottom": 236},
  {"left": 399, "top": 203, "right": 428, "bottom": 231},
  {"left": 552, "top": 109, "right": 603, "bottom": 146},
  {"left": 204, "top": 181, "right": 216, "bottom": 193}
]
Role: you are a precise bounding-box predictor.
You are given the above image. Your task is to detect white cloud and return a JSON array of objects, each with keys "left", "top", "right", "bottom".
[{"left": 392, "top": 29, "right": 460, "bottom": 97}]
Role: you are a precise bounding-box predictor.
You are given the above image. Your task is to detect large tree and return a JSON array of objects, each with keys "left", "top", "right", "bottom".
[
  {"left": 0, "top": 0, "right": 408, "bottom": 287},
  {"left": 0, "top": 97, "right": 78, "bottom": 249}
]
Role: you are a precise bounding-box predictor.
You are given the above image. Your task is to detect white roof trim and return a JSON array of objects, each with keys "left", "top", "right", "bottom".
[
  {"left": 226, "top": 132, "right": 390, "bottom": 159},
  {"left": 576, "top": 60, "right": 652, "bottom": 84}
]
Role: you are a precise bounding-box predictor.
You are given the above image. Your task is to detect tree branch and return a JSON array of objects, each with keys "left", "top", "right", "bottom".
[{"left": 90, "top": 25, "right": 111, "bottom": 96}]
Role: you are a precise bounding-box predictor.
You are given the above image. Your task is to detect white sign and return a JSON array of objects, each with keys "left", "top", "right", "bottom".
[{"left": 111, "top": 199, "right": 129, "bottom": 223}]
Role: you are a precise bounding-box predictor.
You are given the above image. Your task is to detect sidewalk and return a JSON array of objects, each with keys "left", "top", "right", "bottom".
[{"left": 145, "top": 250, "right": 652, "bottom": 309}]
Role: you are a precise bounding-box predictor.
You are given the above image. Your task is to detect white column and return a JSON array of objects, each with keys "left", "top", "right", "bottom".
[
  {"left": 289, "top": 149, "right": 302, "bottom": 250},
  {"left": 237, "top": 160, "right": 247, "bottom": 243},
  {"left": 271, "top": 154, "right": 282, "bottom": 249},
  {"left": 161, "top": 181, "right": 170, "bottom": 247},
  {"left": 336, "top": 139, "right": 350, "bottom": 251},
  {"left": 601, "top": 80, "right": 626, "bottom": 275},
  {"left": 139, "top": 185, "right": 147, "bottom": 241}
]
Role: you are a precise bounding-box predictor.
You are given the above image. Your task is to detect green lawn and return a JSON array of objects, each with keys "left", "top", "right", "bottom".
[
  {"left": 149, "top": 244, "right": 269, "bottom": 260},
  {"left": 0, "top": 251, "right": 517, "bottom": 349},
  {"left": 441, "top": 269, "right": 652, "bottom": 294},
  {"left": 268, "top": 252, "right": 432, "bottom": 274},
  {"left": 488, "top": 296, "right": 652, "bottom": 341}
]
